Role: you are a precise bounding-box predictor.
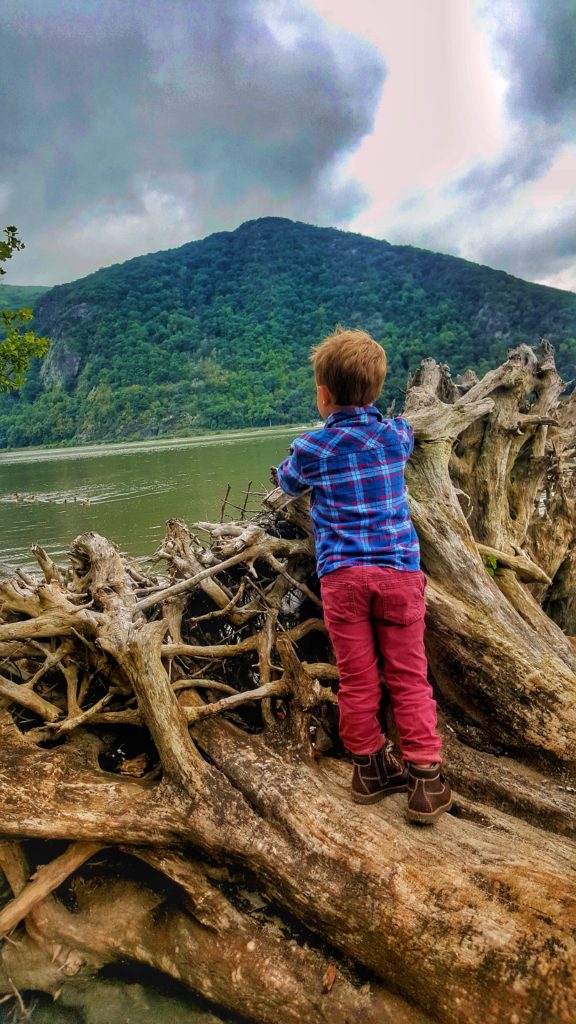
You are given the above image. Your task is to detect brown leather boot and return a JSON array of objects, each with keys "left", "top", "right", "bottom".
[
  {"left": 407, "top": 762, "right": 452, "bottom": 823},
  {"left": 351, "top": 742, "right": 409, "bottom": 804}
]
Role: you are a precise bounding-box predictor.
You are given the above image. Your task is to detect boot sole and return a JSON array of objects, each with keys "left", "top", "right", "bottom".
[
  {"left": 351, "top": 784, "right": 408, "bottom": 804},
  {"left": 407, "top": 798, "right": 453, "bottom": 824}
]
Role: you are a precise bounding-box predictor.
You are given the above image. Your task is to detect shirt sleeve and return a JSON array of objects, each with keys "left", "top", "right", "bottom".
[
  {"left": 276, "top": 444, "right": 309, "bottom": 496},
  {"left": 395, "top": 418, "right": 415, "bottom": 458}
]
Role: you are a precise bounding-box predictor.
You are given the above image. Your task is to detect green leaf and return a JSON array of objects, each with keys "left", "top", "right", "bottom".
[{"left": 483, "top": 554, "right": 498, "bottom": 577}]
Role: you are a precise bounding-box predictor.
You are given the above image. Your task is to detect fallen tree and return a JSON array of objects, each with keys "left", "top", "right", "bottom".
[{"left": 0, "top": 342, "right": 574, "bottom": 1024}]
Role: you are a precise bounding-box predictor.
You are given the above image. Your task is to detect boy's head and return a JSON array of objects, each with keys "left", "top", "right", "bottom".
[{"left": 311, "top": 328, "right": 387, "bottom": 415}]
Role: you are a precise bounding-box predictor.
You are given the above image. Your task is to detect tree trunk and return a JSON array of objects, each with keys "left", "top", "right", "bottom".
[{"left": 0, "top": 344, "right": 574, "bottom": 1024}]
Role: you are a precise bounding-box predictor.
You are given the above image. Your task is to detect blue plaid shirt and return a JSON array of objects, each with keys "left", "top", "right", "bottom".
[{"left": 277, "top": 406, "right": 420, "bottom": 578}]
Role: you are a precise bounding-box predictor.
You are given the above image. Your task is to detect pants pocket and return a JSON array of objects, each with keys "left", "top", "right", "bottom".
[
  {"left": 320, "top": 580, "right": 358, "bottom": 621},
  {"left": 374, "top": 573, "right": 425, "bottom": 626}
]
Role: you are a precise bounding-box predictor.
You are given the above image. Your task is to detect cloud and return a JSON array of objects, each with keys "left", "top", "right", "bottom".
[
  {"left": 2, "top": 0, "right": 574, "bottom": 292},
  {"left": 453, "top": 121, "right": 565, "bottom": 211},
  {"left": 346, "top": 0, "right": 576, "bottom": 292},
  {"left": 466, "top": 143, "right": 576, "bottom": 285},
  {"left": 456, "top": 0, "right": 576, "bottom": 204},
  {"left": 449, "top": 0, "right": 576, "bottom": 289},
  {"left": 0, "top": 0, "right": 385, "bottom": 283},
  {"left": 374, "top": 141, "right": 576, "bottom": 292},
  {"left": 484, "top": 0, "right": 576, "bottom": 123}
]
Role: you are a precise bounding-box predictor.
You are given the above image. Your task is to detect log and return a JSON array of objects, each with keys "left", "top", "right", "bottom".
[{"left": 0, "top": 343, "right": 574, "bottom": 1024}]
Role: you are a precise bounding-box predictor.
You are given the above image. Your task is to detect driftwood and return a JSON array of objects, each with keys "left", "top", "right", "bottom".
[{"left": 0, "top": 342, "right": 574, "bottom": 1024}]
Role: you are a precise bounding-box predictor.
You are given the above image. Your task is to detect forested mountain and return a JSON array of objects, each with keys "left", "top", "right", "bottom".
[
  {"left": 0, "top": 284, "right": 50, "bottom": 311},
  {"left": 0, "top": 217, "right": 575, "bottom": 447}
]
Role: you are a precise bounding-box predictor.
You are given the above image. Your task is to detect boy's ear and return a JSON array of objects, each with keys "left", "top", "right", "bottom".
[{"left": 316, "top": 383, "right": 333, "bottom": 406}]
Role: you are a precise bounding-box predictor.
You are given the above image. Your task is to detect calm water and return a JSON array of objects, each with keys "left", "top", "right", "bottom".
[{"left": 0, "top": 426, "right": 309, "bottom": 573}]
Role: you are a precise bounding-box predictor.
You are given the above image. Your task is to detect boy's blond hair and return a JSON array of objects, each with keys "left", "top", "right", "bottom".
[{"left": 311, "top": 327, "right": 387, "bottom": 406}]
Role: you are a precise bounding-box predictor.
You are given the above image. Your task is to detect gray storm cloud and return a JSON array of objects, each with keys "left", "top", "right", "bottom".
[
  {"left": 0, "top": 0, "right": 385, "bottom": 283},
  {"left": 440, "top": 0, "right": 576, "bottom": 287},
  {"left": 455, "top": 121, "right": 565, "bottom": 209},
  {"left": 489, "top": 0, "right": 576, "bottom": 122},
  {"left": 474, "top": 209, "right": 576, "bottom": 283},
  {"left": 458, "top": 0, "right": 576, "bottom": 205}
]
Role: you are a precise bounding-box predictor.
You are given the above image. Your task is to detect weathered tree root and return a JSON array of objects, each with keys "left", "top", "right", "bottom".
[{"left": 0, "top": 344, "right": 574, "bottom": 1024}]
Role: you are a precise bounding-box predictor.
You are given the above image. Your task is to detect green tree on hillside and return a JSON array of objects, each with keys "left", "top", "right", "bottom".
[
  {"left": 0, "top": 218, "right": 575, "bottom": 446},
  {"left": 0, "top": 226, "right": 50, "bottom": 390}
]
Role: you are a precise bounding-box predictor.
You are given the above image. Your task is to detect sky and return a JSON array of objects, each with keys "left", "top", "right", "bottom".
[{"left": 1, "top": 0, "right": 575, "bottom": 290}]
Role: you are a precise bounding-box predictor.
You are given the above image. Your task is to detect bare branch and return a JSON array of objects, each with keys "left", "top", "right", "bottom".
[
  {"left": 185, "top": 680, "right": 286, "bottom": 723},
  {"left": 0, "top": 675, "right": 61, "bottom": 722},
  {"left": 0, "top": 841, "right": 105, "bottom": 938}
]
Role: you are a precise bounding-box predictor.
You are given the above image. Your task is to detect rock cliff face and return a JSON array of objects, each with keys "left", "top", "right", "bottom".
[
  {"left": 41, "top": 338, "right": 82, "bottom": 387},
  {"left": 473, "top": 302, "right": 512, "bottom": 342},
  {"left": 39, "top": 301, "right": 97, "bottom": 387}
]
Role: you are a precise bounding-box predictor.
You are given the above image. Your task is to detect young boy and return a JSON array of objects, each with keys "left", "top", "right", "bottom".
[{"left": 276, "top": 328, "right": 451, "bottom": 824}]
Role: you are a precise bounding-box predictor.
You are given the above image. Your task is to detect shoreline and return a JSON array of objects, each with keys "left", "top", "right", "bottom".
[{"left": 0, "top": 421, "right": 318, "bottom": 464}]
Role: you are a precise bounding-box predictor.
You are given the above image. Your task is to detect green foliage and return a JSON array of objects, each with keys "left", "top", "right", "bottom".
[
  {"left": 0, "top": 226, "right": 24, "bottom": 269},
  {"left": 0, "top": 217, "right": 575, "bottom": 446},
  {"left": 0, "top": 307, "right": 50, "bottom": 392},
  {"left": 0, "top": 284, "right": 51, "bottom": 310},
  {"left": 0, "top": 228, "right": 50, "bottom": 392},
  {"left": 483, "top": 554, "right": 498, "bottom": 577}
]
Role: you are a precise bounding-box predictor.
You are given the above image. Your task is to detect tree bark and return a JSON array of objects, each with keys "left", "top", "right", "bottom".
[{"left": 0, "top": 344, "right": 574, "bottom": 1024}]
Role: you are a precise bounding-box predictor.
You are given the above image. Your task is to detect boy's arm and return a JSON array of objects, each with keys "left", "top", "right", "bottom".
[{"left": 275, "top": 445, "right": 309, "bottom": 497}]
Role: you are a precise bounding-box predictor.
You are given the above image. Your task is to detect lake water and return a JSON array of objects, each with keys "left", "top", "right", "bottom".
[{"left": 0, "top": 425, "right": 310, "bottom": 573}]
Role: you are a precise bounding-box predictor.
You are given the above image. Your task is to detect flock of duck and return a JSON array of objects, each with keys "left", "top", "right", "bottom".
[{"left": 6, "top": 492, "right": 92, "bottom": 506}]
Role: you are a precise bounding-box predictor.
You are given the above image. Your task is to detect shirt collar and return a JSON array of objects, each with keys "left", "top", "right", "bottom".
[{"left": 325, "top": 405, "right": 383, "bottom": 429}]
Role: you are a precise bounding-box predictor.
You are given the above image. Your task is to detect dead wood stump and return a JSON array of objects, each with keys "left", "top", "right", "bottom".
[{"left": 0, "top": 343, "right": 574, "bottom": 1024}]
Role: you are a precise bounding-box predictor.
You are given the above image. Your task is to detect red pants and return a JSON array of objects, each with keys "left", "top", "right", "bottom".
[{"left": 320, "top": 565, "right": 442, "bottom": 763}]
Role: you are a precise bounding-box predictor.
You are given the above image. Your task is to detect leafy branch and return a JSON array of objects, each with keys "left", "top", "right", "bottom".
[
  {"left": 0, "top": 226, "right": 25, "bottom": 269},
  {"left": 0, "top": 227, "right": 50, "bottom": 392}
]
